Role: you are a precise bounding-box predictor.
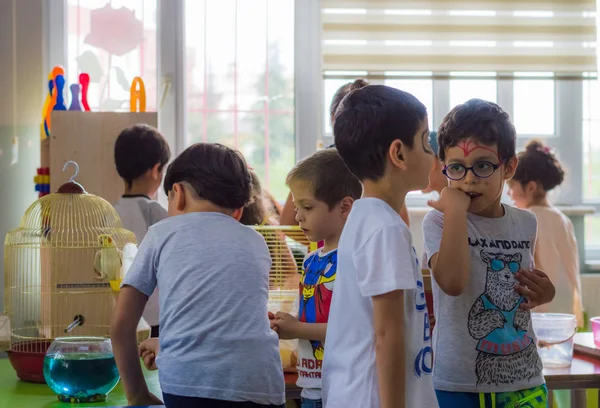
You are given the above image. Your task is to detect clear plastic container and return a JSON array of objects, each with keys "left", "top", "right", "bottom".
[{"left": 531, "top": 313, "right": 578, "bottom": 368}]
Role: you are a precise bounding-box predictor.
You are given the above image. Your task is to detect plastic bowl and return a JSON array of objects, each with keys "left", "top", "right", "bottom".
[
  {"left": 6, "top": 340, "right": 53, "bottom": 383},
  {"left": 590, "top": 317, "right": 600, "bottom": 348}
]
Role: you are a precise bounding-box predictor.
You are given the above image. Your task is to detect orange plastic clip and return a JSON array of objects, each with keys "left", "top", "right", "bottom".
[{"left": 130, "top": 77, "right": 146, "bottom": 112}]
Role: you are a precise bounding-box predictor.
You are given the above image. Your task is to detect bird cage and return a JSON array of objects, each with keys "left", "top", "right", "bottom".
[
  {"left": 251, "top": 225, "right": 314, "bottom": 313},
  {"left": 3, "top": 161, "right": 144, "bottom": 382},
  {"left": 251, "top": 225, "right": 315, "bottom": 372}
]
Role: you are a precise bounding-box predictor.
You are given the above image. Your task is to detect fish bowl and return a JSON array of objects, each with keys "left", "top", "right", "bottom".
[{"left": 43, "top": 337, "right": 120, "bottom": 403}]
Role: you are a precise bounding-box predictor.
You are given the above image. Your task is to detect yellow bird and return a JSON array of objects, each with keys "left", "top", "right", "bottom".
[{"left": 94, "top": 234, "right": 122, "bottom": 281}]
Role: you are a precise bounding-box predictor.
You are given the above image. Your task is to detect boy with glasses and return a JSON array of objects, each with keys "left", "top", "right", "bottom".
[{"left": 422, "top": 99, "right": 555, "bottom": 408}]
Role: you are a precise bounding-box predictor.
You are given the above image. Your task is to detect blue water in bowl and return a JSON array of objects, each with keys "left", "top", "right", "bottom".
[{"left": 43, "top": 352, "right": 120, "bottom": 403}]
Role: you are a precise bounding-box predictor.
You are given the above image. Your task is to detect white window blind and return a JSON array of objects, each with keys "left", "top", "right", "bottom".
[{"left": 321, "top": 0, "right": 597, "bottom": 74}]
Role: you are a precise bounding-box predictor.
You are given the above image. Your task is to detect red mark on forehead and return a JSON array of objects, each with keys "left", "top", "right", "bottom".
[{"left": 457, "top": 140, "right": 498, "bottom": 158}]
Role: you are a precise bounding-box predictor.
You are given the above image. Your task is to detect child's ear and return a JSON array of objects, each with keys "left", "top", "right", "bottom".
[
  {"left": 339, "top": 197, "right": 354, "bottom": 219},
  {"left": 503, "top": 156, "right": 518, "bottom": 180},
  {"left": 232, "top": 207, "right": 244, "bottom": 221},
  {"left": 151, "top": 163, "right": 162, "bottom": 180},
  {"left": 526, "top": 180, "right": 538, "bottom": 195},
  {"left": 388, "top": 139, "right": 407, "bottom": 171},
  {"left": 172, "top": 183, "right": 186, "bottom": 212}
]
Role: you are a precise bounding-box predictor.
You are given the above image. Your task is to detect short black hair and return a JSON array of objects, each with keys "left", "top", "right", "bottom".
[
  {"left": 114, "top": 124, "right": 171, "bottom": 189},
  {"left": 513, "top": 139, "right": 564, "bottom": 191},
  {"left": 333, "top": 85, "right": 427, "bottom": 181},
  {"left": 286, "top": 148, "right": 362, "bottom": 208},
  {"left": 438, "top": 99, "right": 516, "bottom": 162},
  {"left": 163, "top": 143, "right": 252, "bottom": 210}
]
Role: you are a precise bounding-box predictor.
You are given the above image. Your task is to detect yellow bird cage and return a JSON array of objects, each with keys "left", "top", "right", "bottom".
[
  {"left": 251, "top": 225, "right": 316, "bottom": 310},
  {"left": 251, "top": 225, "right": 317, "bottom": 372},
  {"left": 3, "top": 161, "right": 144, "bottom": 382}
]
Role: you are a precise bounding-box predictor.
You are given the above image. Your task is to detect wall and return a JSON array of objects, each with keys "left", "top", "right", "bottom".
[{"left": 0, "top": 0, "right": 44, "bottom": 309}]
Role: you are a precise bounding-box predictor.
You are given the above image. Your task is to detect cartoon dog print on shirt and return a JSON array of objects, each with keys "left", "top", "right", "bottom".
[{"left": 467, "top": 250, "right": 541, "bottom": 386}]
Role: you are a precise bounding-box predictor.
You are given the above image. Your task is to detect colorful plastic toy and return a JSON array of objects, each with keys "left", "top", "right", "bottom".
[{"left": 34, "top": 167, "right": 50, "bottom": 197}]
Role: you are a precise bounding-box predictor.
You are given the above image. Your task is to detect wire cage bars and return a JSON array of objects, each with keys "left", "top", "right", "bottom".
[{"left": 4, "top": 188, "right": 137, "bottom": 355}]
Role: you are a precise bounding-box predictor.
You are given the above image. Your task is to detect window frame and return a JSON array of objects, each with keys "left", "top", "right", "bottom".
[
  {"left": 47, "top": 0, "right": 318, "bottom": 206},
  {"left": 323, "top": 72, "right": 600, "bottom": 262}
]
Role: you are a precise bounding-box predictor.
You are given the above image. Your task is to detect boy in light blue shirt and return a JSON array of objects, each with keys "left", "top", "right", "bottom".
[{"left": 110, "top": 143, "right": 285, "bottom": 408}]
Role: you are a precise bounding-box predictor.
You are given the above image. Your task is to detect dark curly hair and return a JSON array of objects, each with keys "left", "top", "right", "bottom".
[
  {"left": 163, "top": 143, "right": 251, "bottom": 209},
  {"left": 329, "top": 79, "right": 369, "bottom": 121},
  {"left": 438, "top": 99, "right": 516, "bottom": 162},
  {"left": 239, "top": 170, "right": 267, "bottom": 225},
  {"left": 513, "top": 139, "right": 564, "bottom": 191}
]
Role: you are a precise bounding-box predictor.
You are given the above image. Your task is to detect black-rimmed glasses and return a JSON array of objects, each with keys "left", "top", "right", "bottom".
[{"left": 442, "top": 160, "right": 504, "bottom": 181}]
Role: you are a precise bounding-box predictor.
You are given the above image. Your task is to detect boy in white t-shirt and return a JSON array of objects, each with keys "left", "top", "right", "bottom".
[
  {"left": 113, "top": 124, "right": 171, "bottom": 337},
  {"left": 269, "top": 148, "right": 362, "bottom": 408},
  {"left": 322, "top": 85, "right": 438, "bottom": 408}
]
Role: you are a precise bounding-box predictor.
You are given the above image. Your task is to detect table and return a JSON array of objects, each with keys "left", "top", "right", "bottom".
[
  {"left": 544, "top": 353, "right": 600, "bottom": 407},
  {"left": 0, "top": 358, "right": 300, "bottom": 407}
]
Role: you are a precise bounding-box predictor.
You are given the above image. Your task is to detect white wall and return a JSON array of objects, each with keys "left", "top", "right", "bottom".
[{"left": 0, "top": 0, "right": 44, "bottom": 309}]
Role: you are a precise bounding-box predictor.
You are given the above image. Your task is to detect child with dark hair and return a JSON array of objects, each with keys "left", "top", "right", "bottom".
[
  {"left": 111, "top": 143, "right": 285, "bottom": 408},
  {"left": 508, "top": 140, "right": 583, "bottom": 326},
  {"left": 280, "top": 78, "right": 411, "bottom": 228},
  {"left": 423, "top": 99, "right": 555, "bottom": 407},
  {"left": 323, "top": 85, "right": 437, "bottom": 408},
  {"left": 113, "top": 123, "right": 171, "bottom": 337},
  {"left": 270, "top": 148, "right": 362, "bottom": 408}
]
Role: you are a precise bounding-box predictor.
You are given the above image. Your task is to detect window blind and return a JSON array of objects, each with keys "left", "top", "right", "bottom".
[{"left": 321, "top": 0, "right": 597, "bottom": 74}]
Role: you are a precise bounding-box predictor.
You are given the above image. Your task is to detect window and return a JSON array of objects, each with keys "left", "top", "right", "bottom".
[
  {"left": 185, "top": 0, "right": 295, "bottom": 200},
  {"left": 586, "top": 215, "right": 600, "bottom": 253},
  {"left": 323, "top": 78, "right": 352, "bottom": 135},
  {"left": 514, "top": 75, "right": 555, "bottom": 135},
  {"left": 385, "top": 77, "right": 433, "bottom": 129},
  {"left": 66, "top": 0, "right": 295, "bottom": 201},
  {"left": 66, "top": 0, "right": 158, "bottom": 111},
  {"left": 449, "top": 73, "right": 497, "bottom": 108},
  {"left": 583, "top": 77, "right": 600, "bottom": 259},
  {"left": 583, "top": 78, "right": 600, "bottom": 202}
]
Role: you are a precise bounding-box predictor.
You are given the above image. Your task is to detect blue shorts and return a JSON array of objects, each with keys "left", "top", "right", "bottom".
[
  {"left": 301, "top": 397, "right": 322, "bottom": 408},
  {"left": 435, "top": 384, "right": 547, "bottom": 408}
]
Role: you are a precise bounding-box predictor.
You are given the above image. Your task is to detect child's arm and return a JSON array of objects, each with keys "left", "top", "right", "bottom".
[
  {"left": 354, "top": 224, "right": 417, "bottom": 408},
  {"left": 280, "top": 192, "right": 298, "bottom": 226},
  {"left": 426, "top": 187, "right": 472, "bottom": 296},
  {"left": 110, "top": 286, "right": 162, "bottom": 405},
  {"left": 373, "top": 290, "right": 406, "bottom": 408},
  {"left": 271, "top": 312, "right": 327, "bottom": 342}
]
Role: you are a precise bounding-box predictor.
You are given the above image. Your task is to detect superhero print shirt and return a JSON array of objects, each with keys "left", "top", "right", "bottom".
[{"left": 296, "top": 248, "right": 336, "bottom": 399}]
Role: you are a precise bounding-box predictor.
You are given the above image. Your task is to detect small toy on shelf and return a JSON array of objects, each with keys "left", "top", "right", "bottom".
[
  {"left": 53, "top": 74, "right": 67, "bottom": 111},
  {"left": 68, "top": 84, "right": 82, "bottom": 111},
  {"left": 34, "top": 167, "right": 50, "bottom": 197},
  {"left": 79, "top": 73, "right": 91, "bottom": 112},
  {"left": 129, "top": 76, "right": 146, "bottom": 112}
]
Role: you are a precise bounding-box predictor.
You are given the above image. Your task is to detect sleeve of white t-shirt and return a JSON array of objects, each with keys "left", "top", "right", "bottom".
[
  {"left": 353, "top": 224, "right": 417, "bottom": 297},
  {"left": 422, "top": 209, "right": 444, "bottom": 267},
  {"left": 121, "top": 226, "right": 158, "bottom": 297}
]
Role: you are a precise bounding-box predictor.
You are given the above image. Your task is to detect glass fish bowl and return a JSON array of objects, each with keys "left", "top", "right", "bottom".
[{"left": 43, "top": 337, "right": 120, "bottom": 403}]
